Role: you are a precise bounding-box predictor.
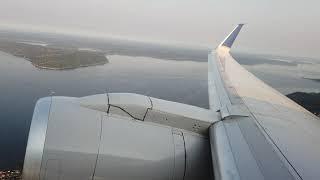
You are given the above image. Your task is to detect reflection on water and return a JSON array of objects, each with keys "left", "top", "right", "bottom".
[
  {"left": 18, "top": 41, "right": 48, "bottom": 47},
  {"left": 1, "top": 50, "right": 320, "bottom": 169}
]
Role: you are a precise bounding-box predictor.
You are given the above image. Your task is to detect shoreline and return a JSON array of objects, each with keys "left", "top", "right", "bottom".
[
  {"left": 31, "top": 61, "right": 107, "bottom": 70},
  {"left": 0, "top": 49, "right": 108, "bottom": 71}
]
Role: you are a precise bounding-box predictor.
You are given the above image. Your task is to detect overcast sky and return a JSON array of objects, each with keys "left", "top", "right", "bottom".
[{"left": 0, "top": 0, "right": 319, "bottom": 58}]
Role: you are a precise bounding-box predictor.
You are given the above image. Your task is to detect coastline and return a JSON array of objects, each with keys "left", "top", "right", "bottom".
[
  {"left": 0, "top": 48, "right": 108, "bottom": 71},
  {"left": 30, "top": 61, "right": 108, "bottom": 70}
]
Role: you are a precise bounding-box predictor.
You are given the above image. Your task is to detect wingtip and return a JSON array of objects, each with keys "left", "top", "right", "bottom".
[{"left": 218, "top": 24, "right": 245, "bottom": 49}]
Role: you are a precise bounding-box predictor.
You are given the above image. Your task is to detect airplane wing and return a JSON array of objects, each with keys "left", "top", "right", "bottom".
[
  {"left": 22, "top": 25, "right": 320, "bottom": 180},
  {"left": 209, "top": 24, "right": 320, "bottom": 180}
]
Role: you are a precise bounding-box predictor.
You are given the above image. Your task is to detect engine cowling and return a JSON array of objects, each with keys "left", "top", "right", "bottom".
[{"left": 23, "top": 95, "right": 213, "bottom": 180}]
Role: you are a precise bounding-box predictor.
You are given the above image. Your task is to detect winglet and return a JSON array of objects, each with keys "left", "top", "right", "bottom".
[{"left": 218, "top": 24, "right": 244, "bottom": 49}]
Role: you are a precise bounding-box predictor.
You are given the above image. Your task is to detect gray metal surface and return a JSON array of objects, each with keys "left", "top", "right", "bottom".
[
  {"left": 145, "top": 97, "right": 219, "bottom": 134},
  {"left": 172, "top": 130, "right": 185, "bottom": 180},
  {"left": 210, "top": 117, "right": 296, "bottom": 180},
  {"left": 209, "top": 121, "right": 241, "bottom": 180},
  {"left": 22, "top": 97, "right": 52, "bottom": 180},
  {"left": 78, "top": 92, "right": 219, "bottom": 135},
  {"left": 78, "top": 92, "right": 219, "bottom": 134},
  {"left": 79, "top": 94, "right": 109, "bottom": 112},
  {"left": 40, "top": 97, "right": 102, "bottom": 180},
  {"left": 108, "top": 93, "right": 152, "bottom": 120},
  {"left": 233, "top": 116, "right": 295, "bottom": 180},
  {"left": 183, "top": 132, "right": 213, "bottom": 180},
  {"left": 23, "top": 95, "right": 213, "bottom": 179},
  {"left": 94, "top": 114, "right": 175, "bottom": 180}
]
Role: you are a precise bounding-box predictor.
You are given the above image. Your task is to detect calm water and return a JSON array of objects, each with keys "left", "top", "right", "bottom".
[{"left": 1, "top": 50, "right": 320, "bottom": 169}]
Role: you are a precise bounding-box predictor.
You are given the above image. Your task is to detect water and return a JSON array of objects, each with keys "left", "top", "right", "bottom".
[
  {"left": 234, "top": 52, "right": 320, "bottom": 94},
  {"left": 1, "top": 49, "right": 320, "bottom": 170}
]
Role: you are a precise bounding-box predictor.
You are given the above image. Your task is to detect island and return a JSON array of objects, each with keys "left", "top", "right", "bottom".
[
  {"left": 0, "top": 40, "right": 108, "bottom": 70},
  {"left": 287, "top": 92, "right": 320, "bottom": 116}
]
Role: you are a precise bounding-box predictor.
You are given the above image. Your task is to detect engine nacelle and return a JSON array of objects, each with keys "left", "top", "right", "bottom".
[{"left": 23, "top": 95, "right": 213, "bottom": 180}]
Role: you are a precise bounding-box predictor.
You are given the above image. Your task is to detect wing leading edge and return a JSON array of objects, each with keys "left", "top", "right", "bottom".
[{"left": 209, "top": 24, "right": 320, "bottom": 180}]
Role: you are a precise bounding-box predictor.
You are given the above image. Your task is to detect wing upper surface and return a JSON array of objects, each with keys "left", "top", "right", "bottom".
[{"left": 210, "top": 25, "right": 320, "bottom": 180}]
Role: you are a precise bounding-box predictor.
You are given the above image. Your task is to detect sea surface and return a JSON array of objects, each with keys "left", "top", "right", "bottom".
[{"left": 1, "top": 48, "right": 320, "bottom": 169}]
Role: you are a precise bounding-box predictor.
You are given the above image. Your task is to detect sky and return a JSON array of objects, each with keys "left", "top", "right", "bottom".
[{"left": 0, "top": 0, "right": 319, "bottom": 58}]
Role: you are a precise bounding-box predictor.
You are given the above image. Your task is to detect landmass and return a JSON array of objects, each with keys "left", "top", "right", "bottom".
[
  {"left": 287, "top": 92, "right": 320, "bottom": 116},
  {"left": 0, "top": 40, "right": 108, "bottom": 70},
  {"left": 303, "top": 77, "right": 320, "bottom": 83}
]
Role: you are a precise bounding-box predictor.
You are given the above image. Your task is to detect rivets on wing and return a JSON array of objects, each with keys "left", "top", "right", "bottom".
[{"left": 192, "top": 122, "right": 201, "bottom": 131}]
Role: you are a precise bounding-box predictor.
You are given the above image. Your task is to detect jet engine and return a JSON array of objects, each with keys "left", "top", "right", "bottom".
[{"left": 23, "top": 94, "right": 213, "bottom": 180}]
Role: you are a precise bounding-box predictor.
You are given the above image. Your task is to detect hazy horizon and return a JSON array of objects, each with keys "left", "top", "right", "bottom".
[{"left": 0, "top": 0, "right": 319, "bottom": 59}]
